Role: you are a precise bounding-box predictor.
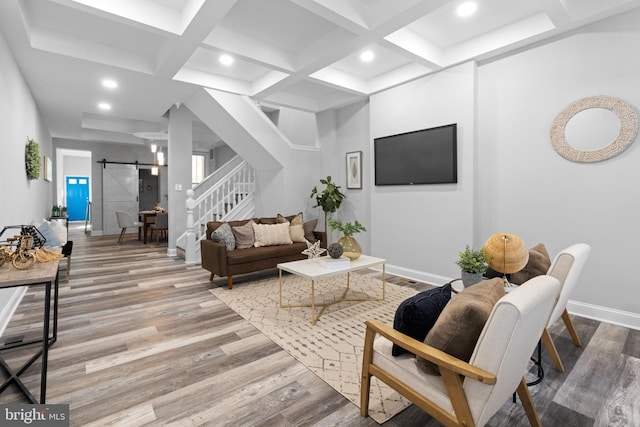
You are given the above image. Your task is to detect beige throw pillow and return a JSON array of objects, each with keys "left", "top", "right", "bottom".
[
  {"left": 290, "top": 224, "right": 306, "bottom": 243},
  {"left": 253, "top": 222, "right": 293, "bottom": 247},
  {"left": 277, "top": 212, "right": 303, "bottom": 225}
]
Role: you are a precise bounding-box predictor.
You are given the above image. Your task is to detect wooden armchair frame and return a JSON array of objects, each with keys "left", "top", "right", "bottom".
[
  {"left": 540, "top": 243, "right": 590, "bottom": 373},
  {"left": 361, "top": 319, "right": 541, "bottom": 427}
]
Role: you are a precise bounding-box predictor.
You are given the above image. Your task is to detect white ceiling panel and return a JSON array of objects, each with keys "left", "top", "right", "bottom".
[{"left": 0, "top": 0, "right": 637, "bottom": 146}]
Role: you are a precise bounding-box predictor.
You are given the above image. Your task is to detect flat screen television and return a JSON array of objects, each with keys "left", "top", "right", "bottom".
[{"left": 374, "top": 123, "right": 457, "bottom": 186}]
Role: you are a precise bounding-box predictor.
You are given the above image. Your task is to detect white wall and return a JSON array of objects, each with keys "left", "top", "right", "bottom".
[
  {"left": 335, "top": 10, "right": 640, "bottom": 328},
  {"left": 0, "top": 30, "right": 52, "bottom": 225},
  {"left": 273, "top": 106, "right": 317, "bottom": 148},
  {"left": 476, "top": 10, "right": 640, "bottom": 322},
  {"left": 368, "top": 61, "right": 477, "bottom": 284},
  {"left": 330, "top": 101, "right": 371, "bottom": 250}
]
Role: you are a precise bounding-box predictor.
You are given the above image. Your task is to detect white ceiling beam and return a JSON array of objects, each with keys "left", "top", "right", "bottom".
[
  {"left": 173, "top": 67, "right": 251, "bottom": 95},
  {"left": 289, "top": 0, "right": 370, "bottom": 32},
  {"left": 155, "top": 0, "right": 237, "bottom": 79},
  {"left": 203, "top": 27, "right": 295, "bottom": 72}
]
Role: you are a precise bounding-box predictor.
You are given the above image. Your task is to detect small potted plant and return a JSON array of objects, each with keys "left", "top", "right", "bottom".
[
  {"left": 328, "top": 219, "right": 366, "bottom": 260},
  {"left": 51, "top": 204, "right": 61, "bottom": 218},
  {"left": 455, "top": 245, "right": 490, "bottom": 287}
]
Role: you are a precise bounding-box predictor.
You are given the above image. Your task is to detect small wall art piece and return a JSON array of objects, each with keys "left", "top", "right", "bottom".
[
  {"left": 346, "top": 151, "right": 362, "bottom": 189},
  {"left": 44, "top": 156, "right": 53, "bottom": 182},
  {"left": 550, "top": 95, "right": 638, "bottom": 163}
]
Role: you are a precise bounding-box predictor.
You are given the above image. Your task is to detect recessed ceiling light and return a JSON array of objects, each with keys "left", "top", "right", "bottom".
[
  {"left": 360, "top": 50, "right": 375, "bottom": 62},
  {"left": 457, "top": 1, "right": 477, "bottom": 17},
  {"left": 98, "top": 102, "right": 111, "bottom": 110},
  {"left": 219, "top": 54, "right": 234, "bottom": 66},
  {"left": 102, "top": 79, "right": 118, "bottom": 89}
]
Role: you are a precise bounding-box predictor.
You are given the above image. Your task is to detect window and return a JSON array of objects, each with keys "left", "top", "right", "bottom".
[{"left": 192, "top": 154, "right": 205, "bottom": 185}]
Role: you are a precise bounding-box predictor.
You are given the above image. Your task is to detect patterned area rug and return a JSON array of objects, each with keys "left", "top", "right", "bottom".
[{"left": 210, "top": 270, "right": 419, "bottom": 424}]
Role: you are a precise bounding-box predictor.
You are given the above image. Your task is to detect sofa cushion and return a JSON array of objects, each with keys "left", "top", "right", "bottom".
[
  {"left": 226, "top": 242, "right": 308, "bottom": 265},
  {"left": 290, "top": 224, "right": 306, "bottom": 243},
  {"left": 392, "top": 283, "right": 452, "bottom": 356},
  {"left": 510, "top": 243, "right": 551, "bottom": 285},
  {"left": 232, "top": 220, "right": 255, "bottom": 249},
  {"left": 253, "top": 222, "right": 293, "bottom": 247},
  {"left": 212, "top": 222, "right": 235, "bottom": 251},
  {"left": 303, "top": 218, "right": 318, "bottom": 242},
  {"left": 258, "top": 216, "right": 278, "bottom": 224},
  {"left": 277, "top": 212, "right": 303, "bottom": 225},
  {"left": 417, "top": 278, "right": 505, "bottom": 375},
  {"left": 37, "top": 220, "right": 65, "bottom": 247}
]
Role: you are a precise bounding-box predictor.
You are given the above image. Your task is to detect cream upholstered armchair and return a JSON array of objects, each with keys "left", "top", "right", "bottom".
[
  {"left": 361, "top": 275, "right": 561, "bottom": 427},
  {"left": 115, "top": 211, "right": 143, "bottom": 244},
  {"left": 541, "top": 243, "right": 591, "bottom": 373}
]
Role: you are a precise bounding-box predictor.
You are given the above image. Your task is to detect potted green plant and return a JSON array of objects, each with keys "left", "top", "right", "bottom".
[
  {"left": 455, "top": 245, "right": 490, "bottom": 287},
  {"left": 328, "top": 219, "right": 366, "bottom": 260},
  {"left": 25, "top": 138, "right": 41, "bottom": 180},
  {"left": 310, "top": 176, "right": 345, "bottom": 232}
]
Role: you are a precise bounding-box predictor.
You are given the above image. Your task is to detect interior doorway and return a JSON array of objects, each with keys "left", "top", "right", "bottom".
[{"left": 139, "top": 169, "right": 160, "bottom": 211}]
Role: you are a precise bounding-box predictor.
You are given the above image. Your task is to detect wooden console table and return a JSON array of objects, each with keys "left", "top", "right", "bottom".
[{"left": 0, "top": 254, "right": 61, "bottom": 403}]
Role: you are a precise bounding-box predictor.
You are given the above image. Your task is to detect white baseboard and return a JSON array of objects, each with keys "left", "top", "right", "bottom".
[
  {"left": 383, "top": 264, "right": 452, "bottom": 287},
  {"left": 567, "top": 300, "right": 640, "bottom": 331},
  {"left": 91, "top": 230, "right": 103, "bottom": 236},
  {"left": 383, "top": 263, "right": 640, "bottom": 331}
]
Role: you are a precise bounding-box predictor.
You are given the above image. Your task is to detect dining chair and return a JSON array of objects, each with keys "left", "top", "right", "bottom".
[
  {"left": 540, "top": 243, "right": 591, "bottom": 373},
  {"left": 361, "top": 275, "right": 561, "bottom": 427},
  {"left": 115, "top": 211, "right": 143, "bottom": 244},
  {"left": 149, "top": 212, "right": 168, "bottom": 243}
]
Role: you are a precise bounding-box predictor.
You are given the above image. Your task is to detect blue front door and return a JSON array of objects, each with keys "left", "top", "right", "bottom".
[{"left": 66, "top": 176, "right": 89, "bottom": 221}]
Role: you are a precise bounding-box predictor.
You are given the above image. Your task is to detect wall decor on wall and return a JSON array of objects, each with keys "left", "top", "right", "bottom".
[
  {"left": 25, "top": 138, "right": 41, "bottom": 180},
  {"left": 346, "top": 151, "right": 362, "bottom": 189},
  {"left": 550, "top": 95, "right": 638, "bottom": 163},
  {"left": 44, "top": 156, "right": 52, "bottom": 182}
]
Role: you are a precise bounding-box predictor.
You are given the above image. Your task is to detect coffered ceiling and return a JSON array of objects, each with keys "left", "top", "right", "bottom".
[{"left": 1, "top": 0, "right": 639, "bottom": 148}]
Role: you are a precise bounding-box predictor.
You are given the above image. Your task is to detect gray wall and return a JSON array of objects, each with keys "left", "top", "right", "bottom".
[{"left": 0, "top": 30, "right": 52, "bottom": 226}]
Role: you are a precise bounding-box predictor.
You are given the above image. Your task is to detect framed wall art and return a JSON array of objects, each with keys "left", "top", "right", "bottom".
[
  {"left": 44, "top": 156, "right": 53, "bottom": 182},
  {"left": 346, "top": 151, "right": 362, "bottom": 189}
]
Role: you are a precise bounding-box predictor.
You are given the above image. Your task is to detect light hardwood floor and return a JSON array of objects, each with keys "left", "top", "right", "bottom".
[{"left": 1, "top": 224, "right": 638, "bottom": 426}]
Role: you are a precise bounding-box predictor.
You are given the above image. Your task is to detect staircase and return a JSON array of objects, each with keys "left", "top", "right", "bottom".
[{"left": 176, "top": 157, "right": 256, "bottom": 263}]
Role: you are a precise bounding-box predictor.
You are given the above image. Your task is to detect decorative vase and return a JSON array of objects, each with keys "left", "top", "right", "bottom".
[
  {"left": 461, "top": 271, "right": 482, "bottom": 288},
  {"left": 338, "top": 235, "right": 362, "bottom": 260}
]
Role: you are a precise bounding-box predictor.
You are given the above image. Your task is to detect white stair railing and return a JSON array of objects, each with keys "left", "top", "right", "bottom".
[{"left": 180, "top": 160, "right": 256, "bottom": 263}]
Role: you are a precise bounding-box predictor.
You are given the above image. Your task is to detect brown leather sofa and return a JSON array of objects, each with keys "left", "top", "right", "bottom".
[{"left": 201, "top": 214, "right": 326, "bottom": 289}]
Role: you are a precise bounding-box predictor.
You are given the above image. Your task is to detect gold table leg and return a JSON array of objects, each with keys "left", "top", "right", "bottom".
[{"left": 279, "top": 262, "right": 386, "bottom": 325}]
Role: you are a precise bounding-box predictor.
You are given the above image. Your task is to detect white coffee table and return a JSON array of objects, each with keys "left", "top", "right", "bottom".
[{"left": 277, "top": 255, "right": 386, "bottom": 325}]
